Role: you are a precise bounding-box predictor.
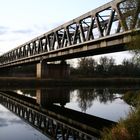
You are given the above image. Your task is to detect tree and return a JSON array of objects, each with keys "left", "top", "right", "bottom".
[
  {"left": 96, "top": 57, "right": 115, "bottom": 76},
  {"left": 121, "top": 58, "right": 140, "bottom": 77},
  {"left": 77, "top": 57, "right": 97, "bottom": 76},
  {"left": 120, "top": 0, "right": 140, "bottom": 53},
  {"left": 77, "top": 88, "right": 97, "bottom": 112}
]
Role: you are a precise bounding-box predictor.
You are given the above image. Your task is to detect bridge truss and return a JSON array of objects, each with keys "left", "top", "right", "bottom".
[{"left": 0, "top": 0, "right": 140, "bottom": 67}]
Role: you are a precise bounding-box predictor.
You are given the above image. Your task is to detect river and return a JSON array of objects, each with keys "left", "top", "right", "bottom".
[{"left": 0, "top": 85, "right": 139, "bottom": 140}]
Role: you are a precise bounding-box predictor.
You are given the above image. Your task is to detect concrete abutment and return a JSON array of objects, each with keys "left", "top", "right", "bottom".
[
  {"left": 0, "top": 61, "right": 70, "bottom": 79},
  {"left": 36, "top": 60, "right": 70, "bottom": 79}
]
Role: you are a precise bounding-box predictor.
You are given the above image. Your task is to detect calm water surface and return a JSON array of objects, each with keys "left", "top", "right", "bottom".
[
  {"left": 0, "top": 105, "right": 49, "bottom": 140},
  {"left": 0, "top": 86, "right": 138, "bottom": 140},
  {"left": 65, "top": 88, "right": 130, "bottom": 121}
]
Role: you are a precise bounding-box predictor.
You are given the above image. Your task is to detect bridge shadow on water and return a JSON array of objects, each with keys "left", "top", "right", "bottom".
[{"left": 0, "top": 84, "right": 124, "bottom": 140}]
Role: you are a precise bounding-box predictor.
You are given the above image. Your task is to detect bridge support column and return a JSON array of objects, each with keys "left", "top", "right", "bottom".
[
  {"left": 36, "top": 61, "right": 46, "bottom": 79},
  {"left": 36, "top": 61, "right": 70, "bottom": 79},
  {"left": 36, "top": 88, "right": 70, "bottom": 107}
]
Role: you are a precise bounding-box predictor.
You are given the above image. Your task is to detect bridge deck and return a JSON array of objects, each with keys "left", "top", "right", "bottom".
[{"left": 0, "top": 0, "right": 139, "bottom": 68}]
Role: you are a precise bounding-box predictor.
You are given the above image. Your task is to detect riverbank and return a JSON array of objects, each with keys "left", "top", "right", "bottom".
[
  {"left": 101, "top": 90, "right": 140, "bottom": 140},
  {"left": 0, "top": 77, "right": 140, "bottom": 88}
]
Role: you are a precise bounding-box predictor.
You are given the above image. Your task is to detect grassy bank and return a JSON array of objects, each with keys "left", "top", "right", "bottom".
[
  {"left": 101, "top": 107, "right": 140, "bottom": 140},
  {"left": 101, "top": 90, "right": 140, "bottom": 140}
]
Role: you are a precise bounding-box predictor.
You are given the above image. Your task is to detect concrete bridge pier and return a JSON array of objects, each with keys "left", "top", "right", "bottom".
[
  {"left": 36, "top": 60, "right": 70, "bottom": 79},
  {"left": 36, "top": 88, "right": 70, "bottom": 107}
]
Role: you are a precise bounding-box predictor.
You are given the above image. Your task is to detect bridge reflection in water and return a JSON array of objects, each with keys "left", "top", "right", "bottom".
[{"left": 0, "top": 88, "right": 116, "bottom": 140}]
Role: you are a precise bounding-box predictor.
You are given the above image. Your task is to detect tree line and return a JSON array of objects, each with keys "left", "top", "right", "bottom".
[{"left": 71, "top": 56, "right": 140, "bottom": 78}]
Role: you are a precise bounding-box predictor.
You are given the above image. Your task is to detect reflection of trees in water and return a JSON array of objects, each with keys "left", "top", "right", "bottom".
[
  {"left": 77, "top": 88, "right": 122, "bottom": 112},
  {"left": 96, "top": 88, "right": 116, "bottom": 104},
  {"left": 77, "top": 89, "right": 97, "bottom": 112}
]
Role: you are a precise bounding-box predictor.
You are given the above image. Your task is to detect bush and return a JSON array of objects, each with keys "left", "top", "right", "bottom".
[
  {"left": 101, "top": 91, "right": 140, "bottom": 140},
  {"left": 101, "top": 124, "right": 131, "bottom": 140},
  {"left": 123, "top": 90, "right": 140, "bottom": 107}
]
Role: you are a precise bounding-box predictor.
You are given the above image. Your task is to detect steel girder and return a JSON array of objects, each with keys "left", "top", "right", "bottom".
[{"left": 0, "top": 0, "right": 140, "bottom": 67}]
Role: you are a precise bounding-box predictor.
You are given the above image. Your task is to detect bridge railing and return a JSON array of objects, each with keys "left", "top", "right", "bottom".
[{"left": 0, "top": 0, "right": 139, "bottom": 66}]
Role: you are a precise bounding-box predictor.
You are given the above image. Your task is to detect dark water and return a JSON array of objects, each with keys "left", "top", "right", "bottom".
[{"left": 0, "top": 86, "right": 138, "bottom": 140}]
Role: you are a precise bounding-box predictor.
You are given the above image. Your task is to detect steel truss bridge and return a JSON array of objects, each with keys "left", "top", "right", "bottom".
[{"left": 0, "top": 0, "right": 140, "bottom": 68}]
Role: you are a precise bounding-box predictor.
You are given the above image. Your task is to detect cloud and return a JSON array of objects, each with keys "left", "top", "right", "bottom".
[
  {"left": 0, "top": 25, "right": 34, "bottom": 36},
  {"left": 0, "top": 118, "right": 8, "bottom": 127},
  {"left": 0, "top": 39, "right": 5, "bottom": 42},
  {"left": 0, "top": 21, "right": 64, "bottom": 39},
  {"left": 9, "top": 118, "right": 23, "bottom": 125},
  {"left": 12, "top": 29, "right": 33, "bottom": 34},
  {"left": 0, "top": 105, "right": 23, "bottom": 127},
  {"left": 32, "top": 21, "right": 65, "bottom": 33},
  {"left": 0, "top": 26, "right": 9, "bottom": 35}
]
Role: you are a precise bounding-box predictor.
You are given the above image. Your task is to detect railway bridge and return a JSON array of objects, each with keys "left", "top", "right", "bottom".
[{"left": 0, "top": 0, "right": 140, "bottom": 78}]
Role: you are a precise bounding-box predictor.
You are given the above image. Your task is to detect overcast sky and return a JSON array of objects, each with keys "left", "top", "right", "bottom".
[{"left": 0, "top": 0, "right": 132, "bottom": 63}]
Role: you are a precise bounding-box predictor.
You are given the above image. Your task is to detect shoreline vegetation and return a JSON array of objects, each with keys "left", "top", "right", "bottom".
[
  {"left": 0, "top": 77, "right": 140, "bottom": 87},
  {"left": 101, "top": 107, "right": 140, "bottom": 140},
  {"left": 101, "top": 90, "right": 140, "bottom": 140}
]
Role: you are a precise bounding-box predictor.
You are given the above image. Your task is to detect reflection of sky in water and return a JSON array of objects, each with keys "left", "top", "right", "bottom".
[
  {"left": 85, "top": 98, "right": 130, "bottom": 121},
  {"left": 17, "top": 88, "right": 132, "bottom": 122},
  {"left": 0, "top": 105, "right": 49, "bottom": 140},
  {"left": 66, "top": 90, "right": 131, "bottom": 122}
]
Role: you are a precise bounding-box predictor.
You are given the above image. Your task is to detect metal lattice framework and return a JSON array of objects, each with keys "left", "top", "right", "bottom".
[{"left": 0, "top": 0, "right": 140, "bottom": 67}]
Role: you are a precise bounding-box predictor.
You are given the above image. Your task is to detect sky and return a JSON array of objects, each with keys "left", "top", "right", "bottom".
[{"left": 0, "top": 0, "right": 133, "bottom": 64}]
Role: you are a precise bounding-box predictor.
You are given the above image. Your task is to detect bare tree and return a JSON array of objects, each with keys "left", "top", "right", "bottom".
[{"left": 121, "top": 0, "right": 140, "bottom": 53}]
